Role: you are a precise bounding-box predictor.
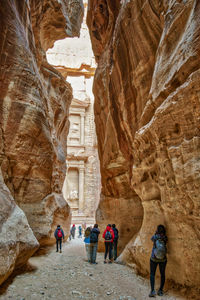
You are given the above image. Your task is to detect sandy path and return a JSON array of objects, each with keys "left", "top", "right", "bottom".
[{"left": 0, "top": 238, "right": 186, "bottom": 300}]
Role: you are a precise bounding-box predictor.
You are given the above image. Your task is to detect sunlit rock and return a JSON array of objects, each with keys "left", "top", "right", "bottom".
[
  {"left": 87, "top": 0, "right": 200, "bottom": 291},
  {"left": 0, "top": 0, "right": 84, "bottom": 284}
]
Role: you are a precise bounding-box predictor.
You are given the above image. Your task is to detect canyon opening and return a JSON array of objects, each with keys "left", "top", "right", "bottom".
[{"left": 0, "top": 1, "right": 199, "bottom": 300}]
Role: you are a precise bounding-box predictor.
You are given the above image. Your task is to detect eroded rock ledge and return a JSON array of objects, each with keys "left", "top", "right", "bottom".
[
  {"left": 87, "top": 0, "right": 200, "bottom": 291},
  {"left": 0, "top": 0, "right": 83, "bottom": 284}
]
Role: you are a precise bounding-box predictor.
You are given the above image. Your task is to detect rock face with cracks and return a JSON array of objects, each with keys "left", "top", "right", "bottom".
[
  {"left": 0, "top": 0, "right": 83, "bottom": 284},
  {"left": 0, "top": 170, "right": 39, "bottom": 285},
  {"left": 87, "top": 0, "right": 200, "bottom": 291}
]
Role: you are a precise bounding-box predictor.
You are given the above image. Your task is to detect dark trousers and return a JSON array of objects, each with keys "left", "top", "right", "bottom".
[
  {"left": 113, "top": 240, "right": 118, "bottom": 260},
  {"left": 150, "top": 259, "right": 167, "bottom": 291},
  {"left": 104, "top": 242, "right": 112, "bottom": 260},
  {"left": 56, "top": 239, "right": 62, "bottom": 251}
]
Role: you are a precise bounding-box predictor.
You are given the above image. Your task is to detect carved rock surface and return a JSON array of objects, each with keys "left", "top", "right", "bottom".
[
  {"left": 0, "top": 0, "right": 83, "bottom": 283},
  {"left": 87, "top": 0, "right": 200, "bottom": 290}
]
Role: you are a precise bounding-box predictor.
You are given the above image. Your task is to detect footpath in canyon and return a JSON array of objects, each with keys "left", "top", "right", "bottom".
[{"left": 0, "top": 238, "right": 186, "bottom": 300}]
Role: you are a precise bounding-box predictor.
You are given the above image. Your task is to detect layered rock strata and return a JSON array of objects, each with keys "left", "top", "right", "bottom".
[
  {"left": 87, "top": 0, "right": 200, "bottom": 290},
  {"left": 0, "top": 170, "right": 39, "bottom": 285},
  {"left": 0, "top": 0, "right": 83, "bottom": 283}
]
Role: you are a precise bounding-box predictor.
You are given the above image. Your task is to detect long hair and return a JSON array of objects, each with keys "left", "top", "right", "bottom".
[{"left": 157, "top": 224, "right": 166, "bottom": 235}]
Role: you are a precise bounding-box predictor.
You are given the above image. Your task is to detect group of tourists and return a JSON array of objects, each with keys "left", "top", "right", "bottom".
[
  {"left": 54, "top": 223, "right": 168, "bottom": 298},
  {"left": 84, "top": 223, "right": 119, "bottom": 264},
  {"left": 68, "top": 224, "right": 84, "bottom": 239}
]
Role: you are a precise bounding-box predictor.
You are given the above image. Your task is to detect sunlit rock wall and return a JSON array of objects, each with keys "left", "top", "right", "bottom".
[
  {"left": 0, "top": 0, "right": 83, "bottom": 284},
  {"left": 87, "top": 0, "right": 200, "bottom": 290}
]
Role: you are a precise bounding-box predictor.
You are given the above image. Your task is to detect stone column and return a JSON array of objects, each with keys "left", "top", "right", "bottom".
[
  {"left": 78, "top": 167, "right": 84, "bottom": 212},
  {"left": 80, "top": 113, "right": 85, "bottom": 145}
]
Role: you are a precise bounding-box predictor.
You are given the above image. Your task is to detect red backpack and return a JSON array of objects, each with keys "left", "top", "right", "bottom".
[{"left": 57, "top": 229, "right": 62, "bottom": 238}]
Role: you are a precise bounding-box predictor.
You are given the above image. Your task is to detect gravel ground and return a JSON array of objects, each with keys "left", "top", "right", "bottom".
[{"left": 0, "top": 238, "right": 186, "bottom": 300}]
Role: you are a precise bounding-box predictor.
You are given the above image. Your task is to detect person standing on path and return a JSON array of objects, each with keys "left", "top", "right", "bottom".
[
  {"left": 102, "top": 224, "right": 115, "bottom": 263},
  {"left": 54, "top": 225, "right": 65, "bottom": 253},
  {"left": 90, "top": 224, "right": 100, "bottom": 264},
  {"left": 112, "top": 224, "right": 119, "bottom": 260},
  {"left": 78, "top": 225, "right": 82, "bottom": 238},
  {"left": 70, "top": 224, "right": 76, "bottom": 239},
  {"left": 84, "top": 226, "right": 91, "bottom": 262},
  {"left": 149, "top": 224, "right": 168, "bottom": 297}
]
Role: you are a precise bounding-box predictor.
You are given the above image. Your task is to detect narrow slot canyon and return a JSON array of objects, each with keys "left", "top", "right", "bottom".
[{"left": 0, "top": 1, "right": 200, "bottom": 300}]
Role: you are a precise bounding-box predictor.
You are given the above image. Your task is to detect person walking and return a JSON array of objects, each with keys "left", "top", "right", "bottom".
[
  {"left": 54, "top": 225, "right": 64, "bottom": 253},
  {"left": 78, "top": 225, "right": 82, "bottom": 238},
  {"left": 90, "top": 224, "right": 100, "bottom": 264},
  {"left": 70, "top": 224, "right": 76, "bottom": 239},
  {"left": 102, "top": 224, "right": 114, "bottom": 263},
  {"left": 112, "top": 224, "right": 119, "bottom": 260},
  {"left": 84, "top": 226, "right": 91, "bottom": 262},
  {"left": 149, "top": 224, "right": 168, "bottom": 297}
]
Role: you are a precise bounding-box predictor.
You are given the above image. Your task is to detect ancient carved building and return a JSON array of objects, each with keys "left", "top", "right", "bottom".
[{"left": 47, "top": 0, "right": 100, "bottom": 223}]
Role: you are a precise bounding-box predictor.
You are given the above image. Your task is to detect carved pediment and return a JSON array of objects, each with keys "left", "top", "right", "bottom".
[{"left": 71, "top": 98, "right": 89, "bottom": 108}]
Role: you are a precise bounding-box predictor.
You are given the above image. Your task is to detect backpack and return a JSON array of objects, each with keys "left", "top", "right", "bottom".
[
  {"left": 105, "top": 230, "right": 112, "bottom": 241},
  {"left": 154, "top": 238, "right": 166, "bottom": 259},
  {"left": 90, "top": 231, "right": 98, "bottom": 243},
  {"left": 113, "top": 228, "right": 118, "bottom": 241},
  {"left": 57, "top": 229, "right": 62, "bottom": 238}
]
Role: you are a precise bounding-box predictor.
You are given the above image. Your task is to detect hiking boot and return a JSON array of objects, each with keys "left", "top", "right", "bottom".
[
  {"left": 149, "top": 290, "right": 156, "bottom": 297},
  {"left": 157, "top": 290, "right": 164, "bottom": 296}
]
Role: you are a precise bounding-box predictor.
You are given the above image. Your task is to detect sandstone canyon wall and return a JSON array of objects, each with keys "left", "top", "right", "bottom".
[
  {"left": 87, "top": 0, "right": 200, "bottom": 291},
  {"left": 0, "top": 0, "right": 83, "bottom": 284}
]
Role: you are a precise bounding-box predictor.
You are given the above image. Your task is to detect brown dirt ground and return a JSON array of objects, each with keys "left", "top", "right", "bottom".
[{"left": 0, "top": 238, "right": 187, "bottom": 300}]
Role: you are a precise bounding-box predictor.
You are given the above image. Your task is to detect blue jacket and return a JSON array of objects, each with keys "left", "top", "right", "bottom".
[
  {"left": 84, "top": 236, "right": 90, "bottom": 244},
  {"left": 54, "top": 227, "right": 64, "bottom": 240}
]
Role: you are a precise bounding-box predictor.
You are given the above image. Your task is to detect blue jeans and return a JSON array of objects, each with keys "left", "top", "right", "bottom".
[
  {"left": 85, "top": 243, "right": 91, "bottom": 262},
  {"left": 90, "top": 242, "right": 98, "bottom": 263},
  {"left": 150, "top": 259, "right": 167, "bottom": 291}
]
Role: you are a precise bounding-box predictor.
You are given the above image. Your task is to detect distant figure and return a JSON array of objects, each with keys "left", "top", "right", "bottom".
[
  {"left": 84, "top": 226, "right": 91, "bottom": 262},
  {"left": 102, "top": 224, "right": 114, "bottom": 263},
  {"left": 70, "top": 224, "right": 76, "bottom": 239},
  {"left": 149, "top": 225, "right": 168, "bottom": 297},
  {"left": 90, "top": 224, "right": 100, "bottom": 264},
  {"left": 112, "top": 224, "right": 119, "bottom": 260},
  {"left": 54, "top": 225, "right": 64, "bottom": 253},
  {"left": 78, "top": 225, "right": 82, "bottom": 238},
  {"left": 82, "top": 222, "right": 86, "bottom": 233}
]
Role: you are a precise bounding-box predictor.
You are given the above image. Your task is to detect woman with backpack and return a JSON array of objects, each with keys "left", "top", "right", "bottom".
[
  {"left": 102, "top": 224, "right": 115, "bottom": 263},
  {"left": 149, "top": 224, "right": 168, "bottom": 297}
]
